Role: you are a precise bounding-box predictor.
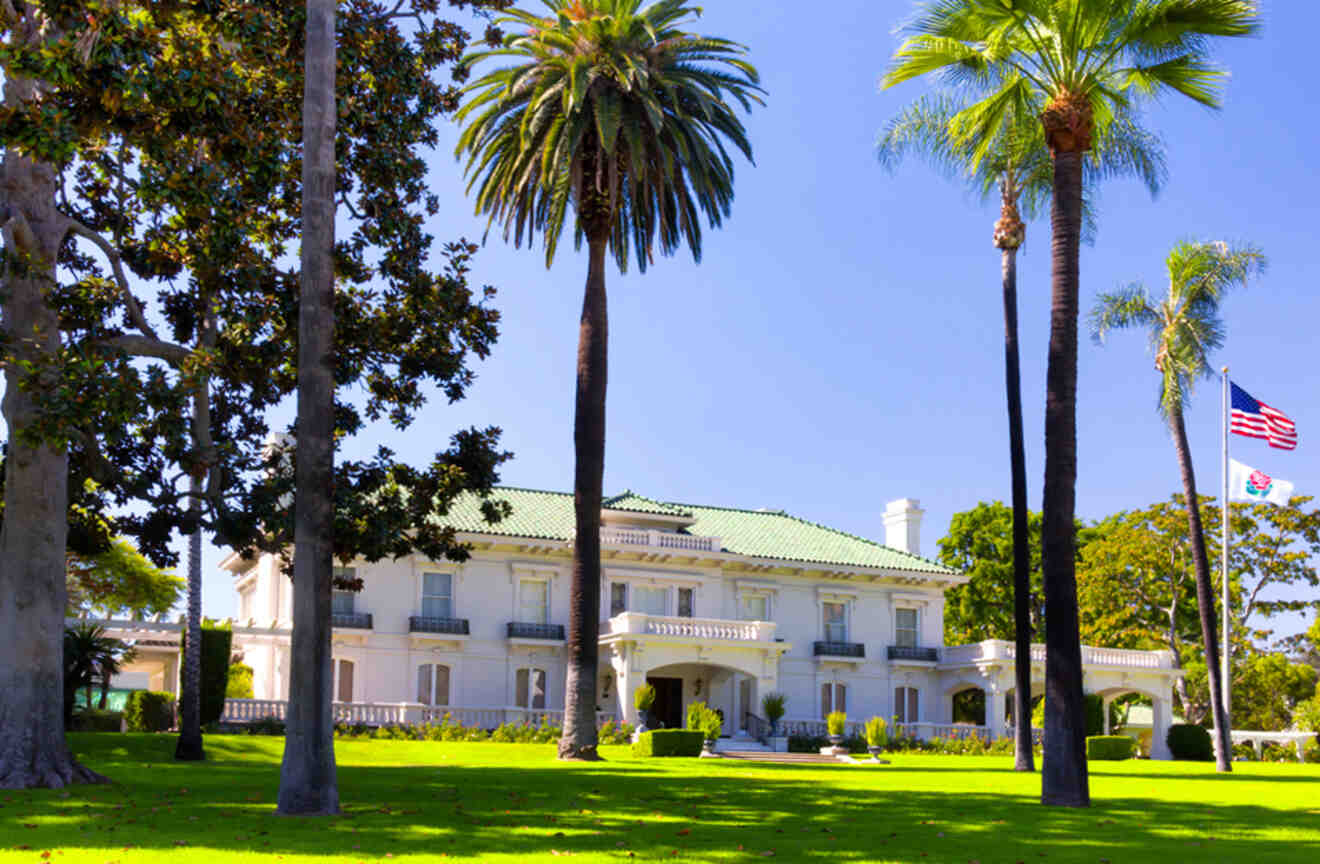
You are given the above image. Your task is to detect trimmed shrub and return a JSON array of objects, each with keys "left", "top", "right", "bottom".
[
  {"left": 247, "top": 715, "right": 285, "bottom": 736},
  {"left": 631, "top": 729, "right": 703, "bottom": 758},
  {"left": 226, "top": 663, "right": 254, "bottom": 699},
  {"left": 826, "top": 711, "right": 847, "bottom": 737},
  {"left": 70, "top": 710, "right": 123, "bottom": 733},
  {"left": 1032, "top": 692, "right": 1107, "bottom": 737},
  {"left": 761, "top": 692, "right": 786, "bottom": 729},
  {"left": 1167, "top": 723, "right": 1214, "bottom": 761},
  {"left": 1086, "top": 735, "right": 1134, "bottom": 761},
  {"left": 634, "top": 684, "right": 656, "bottom": 713},
  {"left": 1305, "top": 738, "right": 1319, "bottom": 764},
  {"left": 124, "top": 691, "right": 175, "bottom": 732}
]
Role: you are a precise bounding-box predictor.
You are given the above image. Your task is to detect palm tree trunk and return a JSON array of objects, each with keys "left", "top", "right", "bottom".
[
  {"left": 1001, "top": 244, "right": 1034, "bottom": 773},
  {"left": 1040, "top": 147, "right": 1089, "bottom": 807},
  {"left": 174, "top": 473, "right": 205, "bottom": 760},
  {"left": 0, "top": 62, "right": 104, "bottom": 788},
  {"left": 559, "top": 234, "right": 608, "bottom": 762},
  {"left": 1169, "top": 408, "right": 1231, "bottom": 771},
  {"left": 277, "top": 0, "right": 340, "bottom": 814}
]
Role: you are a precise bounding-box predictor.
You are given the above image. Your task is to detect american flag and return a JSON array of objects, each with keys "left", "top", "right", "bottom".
[{"left": 1231, "top": 382, "right": 1297, "bottom": 450}]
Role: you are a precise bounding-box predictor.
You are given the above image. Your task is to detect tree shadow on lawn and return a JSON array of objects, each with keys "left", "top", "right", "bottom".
[{"left": 2, "top": 740, "right": 1315, "bottom": 863}]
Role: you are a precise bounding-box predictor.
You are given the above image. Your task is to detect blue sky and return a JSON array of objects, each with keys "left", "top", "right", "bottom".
[{"left": 178, "top": 1, "right": 1317, "bottom": 642}]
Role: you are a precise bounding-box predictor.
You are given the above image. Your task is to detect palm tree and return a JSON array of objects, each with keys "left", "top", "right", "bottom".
[
  {"left": 1092, "top": 240, "right": 1265, "bottom": 772},
  {"left": 63, "top": 624, "right": 126, "bottom": 724},
  {"left": 456, "top": 0, "right": 761, "bottom": 760},
  {"left": 278, "top": 0, "right": 340, "bottom": 814},
  {"left": 878, "top": 94, "right": 1164, "bottom": 773},
  {"left": 173, "top": 471, "right": 206, "bottom": 761},
  {"left": 883, "top": 0, "right": 1259, "bottom": 806}
]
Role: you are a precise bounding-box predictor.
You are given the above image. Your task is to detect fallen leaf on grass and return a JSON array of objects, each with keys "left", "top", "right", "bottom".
[{"left": 676, "top": 829, "right": 690, "bottom": 836}]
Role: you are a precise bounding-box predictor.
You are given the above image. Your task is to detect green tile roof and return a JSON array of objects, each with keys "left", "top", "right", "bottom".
[
  {"left": 440, "top": 486, "right": 957, "bottom": 576},
  {"left": 601, "top": 491, "right": 692, "bottom": 518}
]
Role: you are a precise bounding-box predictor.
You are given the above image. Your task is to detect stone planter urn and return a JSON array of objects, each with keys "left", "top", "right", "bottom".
[
  {"left": 829, "top": 734, "right": 844, "bottom": 747},
  {"left": 700, "top": 738, "right": 720, "bottom": 758}
]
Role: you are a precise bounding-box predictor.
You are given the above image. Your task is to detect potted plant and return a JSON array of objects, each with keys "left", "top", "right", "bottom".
[
  {"left": 826, "top": 710, "right": 847, "bottom": 747},
  {"left": 865, "top": 715, "right": 889, "bottom": 761},
  {"left": 700, "top": 705, "right": 723, "bottom": 755},
  {"left": 761, "top": 691, "right": 786, "bottom": 738},
  {"left": 634, "top": 683, "right": 656, "bottom": 733}
]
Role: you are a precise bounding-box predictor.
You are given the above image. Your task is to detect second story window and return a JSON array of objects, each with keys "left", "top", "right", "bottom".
[
  {"left": 422, "top": 572, "right": 453, "bottom": 618},
  {"left": 677, "top": 587, "right": 694, "bottom": 618},
  {"left": 740, "top": 593, "right": 768, "bottom": 621},
  {"left": 823, "top": 601, "right": 848, "bottom": 642},
  {"left": 519, "top": 579, "right": 548, "bottom": 625},
  {"left": 610, "top": 583, "right": 627, "bottom": 616},
  {"left": 332, "top": 590, "right": 356, "bottom": 616},
  {"left": 895, "top": 608, "right": 919, "bottom": 648},
  {"left": 633, "top": 585, "right": 666, "bottom": 616}
]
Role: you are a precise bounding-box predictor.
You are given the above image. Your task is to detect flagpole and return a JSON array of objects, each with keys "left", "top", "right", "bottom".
[{"left": 1221, "top": 367, "right": 1232, "bottom": 734}]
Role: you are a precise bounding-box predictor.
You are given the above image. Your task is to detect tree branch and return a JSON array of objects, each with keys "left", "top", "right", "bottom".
[
  {"left": 66, "top": 218, "right": 159, "bottom": 341},
  {"left": 96, "top": 334, "right": 190, "bottom": 363}
]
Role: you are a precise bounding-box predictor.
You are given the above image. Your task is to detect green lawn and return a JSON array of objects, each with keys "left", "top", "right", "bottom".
[{"left": 0, "top": 735, "right": 1316, "bottom": 863}]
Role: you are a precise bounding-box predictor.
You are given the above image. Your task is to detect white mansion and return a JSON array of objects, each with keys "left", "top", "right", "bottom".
[{"left": 159, "top": 487, "right": 1176, "bottom": 757}]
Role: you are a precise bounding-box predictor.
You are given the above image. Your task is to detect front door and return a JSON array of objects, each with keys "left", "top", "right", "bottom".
[{"left": 646, "top": 676, "right": 683, "bottom": 730}]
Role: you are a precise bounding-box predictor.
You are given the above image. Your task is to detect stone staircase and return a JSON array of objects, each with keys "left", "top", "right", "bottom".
[
  {"left": 713, "top": 735, "right": 771, "bottom": 754},
  {"left": 719, "top": 750, "right": 844, "bottom": 765}
]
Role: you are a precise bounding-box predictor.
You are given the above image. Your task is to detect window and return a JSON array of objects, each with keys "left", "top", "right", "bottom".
[
  {"left": 895, "top": 687, "right": 919, "bottom": 724},
  {"left": 741, "top": 593, "right": 769, "bottom": 621},
  {"left": 238, "top": 585, "right": 255, "bottom": 620},
  {"left": 823, "top": 601, "right": 848, "bottom": 642},
  {"left": 516, "top": 668, "right": 546, "bottom": 709},
  {"left": 422, "top": 572, "right": 453, "bottom": 618},
  {"left": 519, "top": 579, "right": 548, "bottom": 625},
  {"left": 633, "top": 586, "right": 667, "bottom": 616},
  {"left": 895, "top": 608, "right": 919, "bottom": 648},
  {"left": 417, "top": 664, "right": 450, "bottom": 706},
  {"left": 334, "top": 659, "right": 354, "bottom": 703},
  {"left": 677, "top": 587, "right": 694, "bottom": 618},
  {"left": 332, "top": 590, "right": 356, "bottom": 615},
  {"left": 610, "top": 582, "right": 627, "bottom": 616},
  {"left": 820, "top": 682, "right": 847, "bottom": 718}
]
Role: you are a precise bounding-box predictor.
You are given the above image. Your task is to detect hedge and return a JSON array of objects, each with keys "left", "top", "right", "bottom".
[
  {"left": 181, "top": 623, "right": 233, "bottom": 726},
  {"left": 70, "top": 710, "right": 123, "bottom": 733},
  {"left": 1086, "top": 735, "right": 1134, "bottom": 761},
  {"left": 1032, "top": 692, "right": 1107, "bottom": 737},
  {"left": 1167, "top": 723, "right": 1214, "bottom": 761},
  {"left": 124, "top": 691, "right": 175, "bottom": 732},
  {"left": 632, "top": 729, "right": 703, "bottom": 758}
]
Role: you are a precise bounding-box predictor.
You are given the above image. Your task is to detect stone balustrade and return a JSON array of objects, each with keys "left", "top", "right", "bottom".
[
  {"left": 221, "top": 699, "right": 616, "bottom": 730},
  {"left": 606, "top": 611, "right": 775, "bottom": 642},
  {"left": 940, "top": 639, "right": 1176, "bottom": 670},
  {"left": 594, "top": 527, "right": 722, "bottom": 553}
]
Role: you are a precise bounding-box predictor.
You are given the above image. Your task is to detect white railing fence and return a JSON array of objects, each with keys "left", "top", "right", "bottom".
[
  {"left": 939, "top": 639, "right": 1175, "bottom": 670},
  {"left": 220, "top": 699, "right": 616, "bottom": 731},
  {"left": 778, "top": 718, "right": 993, "bottom": 742},
  {"left": 605, "top": 612, "right": 775, "bottom": 642},
  {"left": 594, "top": 527, "right": 721, "bottom": 553}
]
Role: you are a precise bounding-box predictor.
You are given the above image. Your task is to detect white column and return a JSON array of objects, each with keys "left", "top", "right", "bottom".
[
  {"left": 1150, "top": 696, "right": 1172, "bottom": 760},
  {"left": 986, "top": 683, "right": 1006, "bottom": 738},
  {"left": 1103, "top": 695, "right": 1114, "bottom": 735}
]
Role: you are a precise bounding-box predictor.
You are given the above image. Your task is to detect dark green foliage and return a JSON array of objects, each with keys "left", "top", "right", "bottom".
[
  {"left": 1033, "top": 692, "right": 1107, "bottom": 737},
  {"left": 1167, "top": 724, "right": 1214, "bottom": 761},
  {"left": 124, "top": 691, "right": 176, "bottom": 733},
  {"left": 631, "top": 730, "right": 703, "bottom": 758},
  {"left": 63, "top": 623, "right": 131, "bottom": 724},
  {"left": 226, "top": 663, "right": 254, "bottom": 699},
  {"left": 69, "top": 710, "right": 124, "bottom": 733},
  {"left": 1086, "top": 736, "right": 1135, "bottom": 761},
  {"left": 178, "top": 622, "right": 232, "bottom": 725},
  {"left": 246, "top": 716, "right": 287, "bottom": 736}
]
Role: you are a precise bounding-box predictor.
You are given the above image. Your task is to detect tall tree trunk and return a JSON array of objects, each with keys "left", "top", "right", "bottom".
[
  {"left": 0, "top": 61, "right": 104, "bottom": 788},
  {"left": 559, "top": 234, "right": 608, "bottom": 762},
  {"left": 1040, "top": 147, "right": 1089, "bottom": 807},
  {"left": 174, "top": 472, "right": 205, "bottom": 760},
  {"left": 1169, "top": 408, "right": 1231, "bottom": 771},
  {"left": 277, "top": 0, "right": 339, "bottom": 814},
  {"left": 1001, "top": 243, "right": 1034, "bottom": 773}
]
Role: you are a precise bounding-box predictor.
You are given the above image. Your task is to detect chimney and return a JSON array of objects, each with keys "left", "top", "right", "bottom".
[{"left": 883, "top": 498, "right": 924, "bottom": 556}]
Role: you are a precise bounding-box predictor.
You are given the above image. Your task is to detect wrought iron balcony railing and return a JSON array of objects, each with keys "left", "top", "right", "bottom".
[
  {"left": 887, "top": 645, "right": 939, "bottom": 662},
  {"left": 506, "top": 621, "right": 566, "bottom": 640},
  {"left": 409, "top": 616, "right": 470, "bottom": 635},
  {"left": 813, "top": 640, "right": 865, "bottom": 658},
  {"left": 331, "top": 612, "right": 373, "bottom": 629}
]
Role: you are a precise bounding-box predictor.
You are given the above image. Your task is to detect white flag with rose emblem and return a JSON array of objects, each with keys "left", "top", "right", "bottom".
[{"left": 1229, "top": 459, "right": 1295, "bottom": 507}]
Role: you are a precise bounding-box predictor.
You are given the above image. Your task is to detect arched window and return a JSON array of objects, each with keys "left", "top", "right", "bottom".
[
  {"left": 334, "top": 659, "right": 355, "bottom": 703},
  {"left": 417, "top": 663, "right": 451, "bottom": 706},
  {"left": 895, "top": 686, "right": 919, "bottom": 724},
  {"left": 820, "top": 682, "right": 846, "bottom": 718},
  {"left": 516, "top": 668, "right": 546, "bottom": 709}
]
